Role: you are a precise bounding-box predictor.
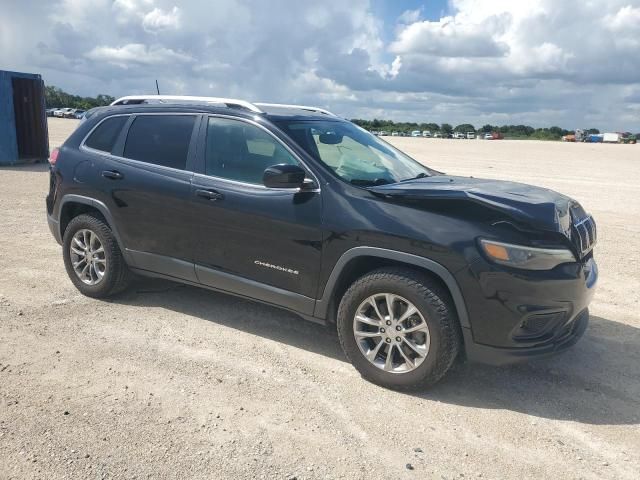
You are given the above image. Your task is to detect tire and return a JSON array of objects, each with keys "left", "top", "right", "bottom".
[
  {"left": 62, "top": 213, "right": 132, "bottom": 298},
  {"left": 337, "top": 267, "right": 461, "bottom": 390}
]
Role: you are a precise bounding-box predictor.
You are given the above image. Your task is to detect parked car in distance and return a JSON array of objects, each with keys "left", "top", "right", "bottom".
[
  {"left": 46, "top": 108, "right": 56, "bottom": 117},
  {"left": 433, "top": 132, "right": 442, "bottom": 138},
  {"left": 453, "top": 132, "right": 466, "bottom": 139},
  {"left": 47, "top": 95, "right": 597, "bottom": 391},
  {"left": 391, "top": 131, "right": 399, "bottom": 136},
  {"left": 74, "top": 110, "right": 86, "bottom": 120},
  {"left": 466, "top": 131, "right": 476, "bottom": 139},
  {"left": 484, "top": 133, "right": 494, "bottom": 140},
  {"left": 54, "top": 108, "right": 74, "bottom": 118},
  {"left": 378, "top": 130, "right": 389, "bottom": 136},
  {"left": 422, "top": 131, "right": 432, "bottom": 138},
  {"left": 619, "top": 133, "right": 637, "bottom": 144},
  {"left": 411, "top": 130, "right": 422, "bottom": 137}
]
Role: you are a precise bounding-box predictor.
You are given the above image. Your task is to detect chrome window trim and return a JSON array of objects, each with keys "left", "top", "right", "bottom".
[
  {"left": 79, "top": 112, "right": 321, "bottom": 192},
  {"left": 79, "top": 113, "right": 131, "bottom": 155},
  {"left": 199, "top": 114, "right": 321, "bottom": 193}
]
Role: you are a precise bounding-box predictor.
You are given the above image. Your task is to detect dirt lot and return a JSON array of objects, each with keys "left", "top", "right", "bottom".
[{"left": 1, "top": 117, "right": 638, "bottom": 479}]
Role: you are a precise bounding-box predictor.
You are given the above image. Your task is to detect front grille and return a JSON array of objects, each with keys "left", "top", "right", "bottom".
[{"left": 570, "top": 205, "right": 597, "bottom": 258}]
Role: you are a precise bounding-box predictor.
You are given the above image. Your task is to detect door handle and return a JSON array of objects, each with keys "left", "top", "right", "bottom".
[
  {"left": 195, "top": 189, "right": 224, "bottom": 201},
  {"left": 102, "top": 170, "right": 124, "bottom": 180}
]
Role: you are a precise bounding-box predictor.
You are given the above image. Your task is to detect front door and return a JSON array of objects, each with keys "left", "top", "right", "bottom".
[{"left": 190, "top": 116, "right": 323, "bottom": 314}]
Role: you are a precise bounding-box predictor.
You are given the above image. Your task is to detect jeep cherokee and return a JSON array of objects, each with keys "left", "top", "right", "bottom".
[{"left": 46, "top": 96, "right": 597, "bottom": 390}]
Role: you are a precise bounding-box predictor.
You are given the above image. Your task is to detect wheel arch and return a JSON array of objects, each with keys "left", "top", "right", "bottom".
[
  {"left": 314, "top": 247, "right": 470, "bottom": 329},
  {"left": 58, "top": 195, "right": 130, "bottom": 264}
]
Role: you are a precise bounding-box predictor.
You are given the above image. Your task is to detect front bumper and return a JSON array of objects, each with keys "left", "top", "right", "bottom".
[
  {"left": 457, "top": 255, "right": 597, "bottom": 365},
  {"left": 463, "top": 309, "right": 589, "bottom": 365}
]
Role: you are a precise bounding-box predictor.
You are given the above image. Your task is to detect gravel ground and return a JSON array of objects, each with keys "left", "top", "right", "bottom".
[{"left": 0, "top": 118, "right": 638, "bottom": 479}]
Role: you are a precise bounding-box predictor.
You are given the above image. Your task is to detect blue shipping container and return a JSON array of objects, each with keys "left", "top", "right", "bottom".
[{"left": 0, "top": 70, "right": 49, "bottom": 165}]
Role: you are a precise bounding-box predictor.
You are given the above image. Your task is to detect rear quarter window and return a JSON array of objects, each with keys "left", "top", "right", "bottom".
[
  {"left": 123, "top": 115, "right": 196, "bottom": 170},
  {"left": 84, "top": 116, "right": 128, "bottom": 153}
]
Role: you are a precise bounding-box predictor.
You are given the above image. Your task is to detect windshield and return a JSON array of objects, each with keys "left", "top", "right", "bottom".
[{"left": 275, "top": 120, "right": 434, "bottom": 186}]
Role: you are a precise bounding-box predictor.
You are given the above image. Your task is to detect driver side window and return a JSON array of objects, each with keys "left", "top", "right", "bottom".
[{"left": 205, "top": 117, "right": 300, "bottom": 184}]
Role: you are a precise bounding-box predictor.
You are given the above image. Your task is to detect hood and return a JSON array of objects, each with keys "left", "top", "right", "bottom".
[{"left": 368, "top": 175, "right": 574, "bottom": 236}]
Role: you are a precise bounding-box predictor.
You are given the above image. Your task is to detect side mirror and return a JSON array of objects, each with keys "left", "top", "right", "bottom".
[{"left": 263, "top": 164, "right": 307, "bottom": 189}]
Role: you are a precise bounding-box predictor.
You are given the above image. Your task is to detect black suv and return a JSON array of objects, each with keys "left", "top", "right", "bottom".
[{"left": 47, "top": 96, "right": 598, "bottom": 390}]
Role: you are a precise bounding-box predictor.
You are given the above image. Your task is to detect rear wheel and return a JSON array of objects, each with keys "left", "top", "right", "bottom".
[
  {"left": 337, "top": 267, "right": 461, "bottom": 390},
  {"left": 62, "top": 214, "right": 132, "bottom": 298}
]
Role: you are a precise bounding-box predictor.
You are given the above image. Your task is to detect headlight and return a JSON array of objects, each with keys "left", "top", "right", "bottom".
[{"left": 479, "top": 239, "right": 576, "bottom": 270}]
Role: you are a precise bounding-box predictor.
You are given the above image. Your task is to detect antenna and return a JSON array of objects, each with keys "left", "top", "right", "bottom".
[{"left": 155, "top": 80, "right": 160, "bottom": 95}]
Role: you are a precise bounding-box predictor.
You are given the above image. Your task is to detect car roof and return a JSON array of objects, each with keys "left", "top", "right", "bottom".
[
  {"left": 86, "top": 103, "right": 346, "bottom": 124},
  {"left": 104, "top": 96, "right": 344, "bottom": 123}
]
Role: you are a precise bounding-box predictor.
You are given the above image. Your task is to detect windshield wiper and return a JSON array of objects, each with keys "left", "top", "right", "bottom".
[
  {"left": 400, "top": 172, "right": 429, "bottom": 182},
  {"left": 350, "top": 178, "right": 392, "bottom": 187}
]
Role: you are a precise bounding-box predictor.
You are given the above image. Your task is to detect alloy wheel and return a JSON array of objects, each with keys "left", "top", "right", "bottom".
[
  {"left": 69, "top": 229, "right": 107, "bottom": 285},
  {"left": 353, "top": 293, "right": 431, "bottom": 373}
]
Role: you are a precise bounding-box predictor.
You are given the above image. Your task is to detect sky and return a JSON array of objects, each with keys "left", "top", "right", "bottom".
[{"left": 1, "top": 0, "right": 639, "bottom": 131}]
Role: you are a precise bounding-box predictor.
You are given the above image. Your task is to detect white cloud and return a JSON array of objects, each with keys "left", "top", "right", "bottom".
[
  {"left": 390, "top": 14, "right": 510, "bottom": 57},
  {"left": 142, "top": 6, "right": 181, "bottom": 32},
  {"left": 0, "top": 0, "right": 638, "bottom": 131},
  {"left": 85, "top": 44, "right": 192, "bottom": 67},
  {"left": 603, "top": 5, "right": 640, "bottom": 31},
  {"left": 398, "top": 8, "right": 422, "bottom": 25}
]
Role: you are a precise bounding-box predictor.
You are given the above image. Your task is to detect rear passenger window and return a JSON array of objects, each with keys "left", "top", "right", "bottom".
[
  {"left": 84, "top": 116, "right": 128, "bottom": 153},
  {"left": 123, "top": 115, "right": 196, "bottom": 170}
]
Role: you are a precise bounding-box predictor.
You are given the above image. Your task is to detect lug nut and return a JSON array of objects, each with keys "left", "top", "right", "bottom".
[
  {"left": 380, "top": 328, "right": 385, "bottom": 333},
  {"left": 396, "top": 336, "right": 402, "bottom": 342},
  {"left": 385, "top": 338, "right": 391, "bottom": 343},
  {"left": 395, "top": 325, "right": 401, "bottom": 331},
  {"left": 386, "top": 320, "right": 392, "bottom": 326}
]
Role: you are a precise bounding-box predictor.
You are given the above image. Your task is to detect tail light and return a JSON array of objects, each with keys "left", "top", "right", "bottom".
[{"left": 49, "top": 148, "right": 60, "bottom": 165}]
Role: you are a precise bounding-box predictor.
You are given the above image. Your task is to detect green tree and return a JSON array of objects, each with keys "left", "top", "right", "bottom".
[
  {"left": 454, "top": 124, "right": 476, "bottom": 133},
  {"left": 440, "top": 123, "right": 453, "bottom": 134},
  {"left": 45, "top": 85, "right": 114, "bottom": 109}
]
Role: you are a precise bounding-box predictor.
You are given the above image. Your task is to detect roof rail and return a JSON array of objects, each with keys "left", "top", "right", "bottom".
[
  {"left": 110, "top": 95, "right": 263, "bottom": 113},
  {"left": 254, "top": 102, "right": 336, "bottom": 116}
]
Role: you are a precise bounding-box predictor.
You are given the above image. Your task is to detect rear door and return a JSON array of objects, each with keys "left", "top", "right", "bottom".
[
  {"left": 189, "top": 115, "right": 323, "bottom": 314},
  {"left": 89, "top": 113, "right": 200, "bottom": 281}
]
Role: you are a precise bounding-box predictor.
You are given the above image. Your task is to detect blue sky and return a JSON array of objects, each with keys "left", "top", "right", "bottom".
[
  {"left": 372, "top": 0, "right": 451, "bottom": 35},
  {"left": 1, "top": 0, "right": 639, "bottom": 130}
]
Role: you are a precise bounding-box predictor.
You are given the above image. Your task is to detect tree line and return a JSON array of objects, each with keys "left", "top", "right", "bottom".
[
  {"left": 45, "top": 86, "right": 115, "bottom": 110},
  {"left": 351, "top": 119, "right": 600, "bottom": 140},
  {"left": 43, "top": 86, "right": 598, "bottom": 140}
]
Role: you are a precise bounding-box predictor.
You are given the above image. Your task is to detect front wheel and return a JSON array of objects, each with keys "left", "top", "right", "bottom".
[{"left": 337, "top": 267, "right": 461, "bottom": 390}]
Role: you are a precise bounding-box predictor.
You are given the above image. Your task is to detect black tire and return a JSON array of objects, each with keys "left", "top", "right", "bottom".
[
  {"left": 62, "top": 214, "right": 132, "bottom": 298},
  {"left": 337, "top": 267, "right": 461, "bottom": 391}
]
